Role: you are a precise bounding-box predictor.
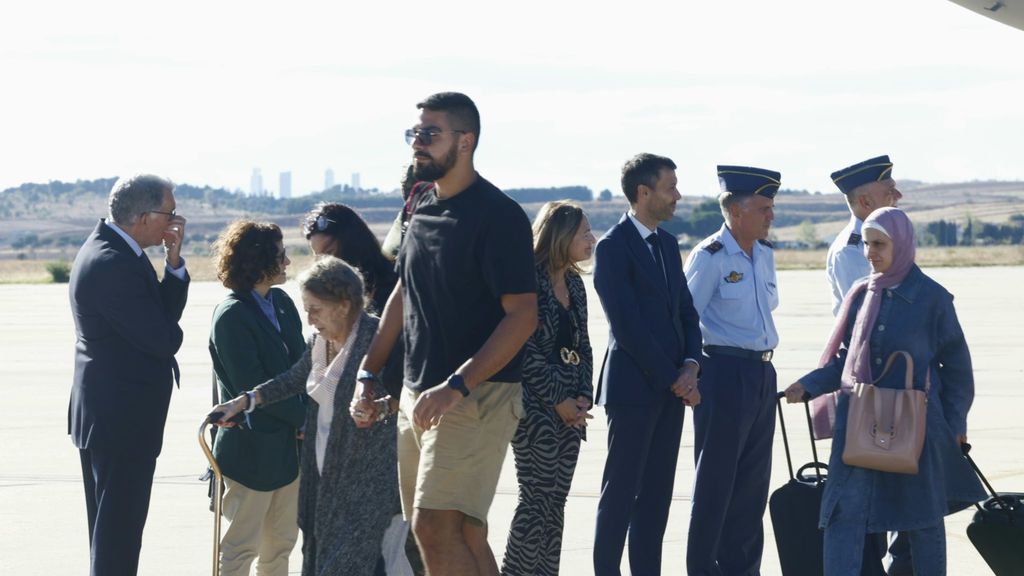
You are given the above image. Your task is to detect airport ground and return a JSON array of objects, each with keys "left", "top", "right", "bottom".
[{"left": 1, "top": 266, "right": 1021, "bottom": 575}]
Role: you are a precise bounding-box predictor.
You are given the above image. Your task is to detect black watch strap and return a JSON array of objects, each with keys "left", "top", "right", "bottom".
[{"left": 447, "top": 374, "right": 470, "bottom": 397}]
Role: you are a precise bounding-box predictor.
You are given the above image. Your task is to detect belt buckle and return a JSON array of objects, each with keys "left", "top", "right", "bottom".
[{"left": 760, "top": 350, "right": 773, "bottom": 362}]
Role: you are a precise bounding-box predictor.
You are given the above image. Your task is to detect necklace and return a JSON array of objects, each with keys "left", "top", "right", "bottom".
[{"left": 557, "top": 277, "right": 581, "bottom": 366}]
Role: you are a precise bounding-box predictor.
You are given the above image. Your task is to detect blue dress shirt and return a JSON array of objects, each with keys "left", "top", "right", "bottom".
[
  {"left": 825, "top": 215, "right": 871, "bottom": 316},
  {"left": 684, "top": 224, "right": 779, "bottom": 351}
]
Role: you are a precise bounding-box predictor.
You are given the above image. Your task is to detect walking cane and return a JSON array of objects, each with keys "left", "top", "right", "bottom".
[{"left": 199, "top": 412, "right": 225, "bottom": 576}]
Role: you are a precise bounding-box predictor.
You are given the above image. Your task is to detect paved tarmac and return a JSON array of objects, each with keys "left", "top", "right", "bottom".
[{"left": 1, "top": 266, "right": 1021, "bottom": 575}]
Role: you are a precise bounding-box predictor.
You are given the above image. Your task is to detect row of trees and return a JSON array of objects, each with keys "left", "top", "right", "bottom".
[{"left": 923, "top": 215, "right": 1024, "bottom": 246}]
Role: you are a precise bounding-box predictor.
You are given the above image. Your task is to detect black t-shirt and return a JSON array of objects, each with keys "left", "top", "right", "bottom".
[{"left": 397, "top": 175, "right": 536, "bottom": 392}]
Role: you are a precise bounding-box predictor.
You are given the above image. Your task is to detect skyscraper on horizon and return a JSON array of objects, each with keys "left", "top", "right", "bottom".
[
  {"left": 250, "top": 168, "right": 263, "bottom": 197},
  {"left": 325, "top": 168, "right": 335, "bottom": 191},
  {"left": 279, "top": 171, "right": 292, "bottom": 199},
  {"left": 351, "top": 172, "right": 360, "bottom": 191}
]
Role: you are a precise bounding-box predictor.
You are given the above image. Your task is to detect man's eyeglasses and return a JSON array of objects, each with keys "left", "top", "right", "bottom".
[
  {"left": 148, "top": 209, "right": 176, "bottom": 219},
  {"left": 404, "top": 127, "right": 465, "bottom": 146},
  {"left": 304, "top": 215, "right": 335, "bottom": 237}
]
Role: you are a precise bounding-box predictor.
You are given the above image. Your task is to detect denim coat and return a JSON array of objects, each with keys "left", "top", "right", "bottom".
[{"left": 801, "top": 265, "right": 985, "bottom": 532}]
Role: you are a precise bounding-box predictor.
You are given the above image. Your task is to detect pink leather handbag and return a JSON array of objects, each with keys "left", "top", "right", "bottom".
[{"left": 842, "top": 351, "right": 928, "bottom": 475}]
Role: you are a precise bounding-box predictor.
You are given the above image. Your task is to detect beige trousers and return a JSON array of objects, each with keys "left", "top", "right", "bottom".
[{"left": 220, "top": 476, "right": 300, "bottom": 576}]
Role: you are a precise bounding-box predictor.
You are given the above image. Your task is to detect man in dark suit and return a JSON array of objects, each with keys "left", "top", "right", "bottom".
[
  {"left": 592, "top": 153, "right": 702, "bottom": 576},
  {"left": 69, "top": 174, "right": 189, "bottom": 576}
]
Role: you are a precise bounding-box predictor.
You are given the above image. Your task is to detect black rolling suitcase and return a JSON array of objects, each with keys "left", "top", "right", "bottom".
[
  {"left": 962, "top": 444, "right": 1024, "bottom": 576},
  {"left": 769, "top": 392, "right": 828, "bottom": 576}
]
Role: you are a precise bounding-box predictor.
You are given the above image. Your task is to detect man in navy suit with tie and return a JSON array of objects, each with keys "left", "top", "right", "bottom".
[
  {"left": 592, "top": 153, "right": 703, "bottom": 576},
  {"left": 69, "top": 174, "right": 190, "bottom": 576}
]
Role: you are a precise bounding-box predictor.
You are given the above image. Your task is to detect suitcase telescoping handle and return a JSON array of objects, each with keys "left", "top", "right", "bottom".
[
  {"left": 961, "top": 443, "right": 1016, "bottom": 521},
  {"left": 775, "top": 391, "right": 825, "bottom": 483}
]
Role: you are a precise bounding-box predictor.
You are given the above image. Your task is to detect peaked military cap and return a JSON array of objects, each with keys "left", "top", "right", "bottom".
[
  {"left": 831, "top": 155, "right": 894, "bottom": 194},
  {"left": 717, "top": 165, "right": 782, "bottom": 198}
]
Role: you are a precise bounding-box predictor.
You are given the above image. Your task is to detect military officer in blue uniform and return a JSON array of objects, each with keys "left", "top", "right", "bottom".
[
  {"left": 683, "top": 165, "right": 780, "bottom": 576},
  {"left": 827, "top": 156, "right": 909, "bottom": 576},
  {"left": 826, "top": 155, "right": 903, "bottom": 316}
]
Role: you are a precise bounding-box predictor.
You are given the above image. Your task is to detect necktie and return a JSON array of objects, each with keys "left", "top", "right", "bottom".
[{"left": 646, "top": 233, "right": 669, "bottom": 290}]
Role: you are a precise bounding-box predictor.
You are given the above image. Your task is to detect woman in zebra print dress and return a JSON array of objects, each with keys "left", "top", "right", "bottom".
[{"left": 502, "top": 201, "right": 596, "bottom": 576}]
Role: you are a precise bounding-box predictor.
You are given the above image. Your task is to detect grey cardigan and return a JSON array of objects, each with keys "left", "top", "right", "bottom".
[{"left": 256, "top": 312, "right": 399, "bottom": 576}]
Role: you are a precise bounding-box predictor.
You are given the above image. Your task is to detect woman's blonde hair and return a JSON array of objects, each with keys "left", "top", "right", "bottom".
[{"left": 533, "top": 200, "right": 586, "bottom": 276}]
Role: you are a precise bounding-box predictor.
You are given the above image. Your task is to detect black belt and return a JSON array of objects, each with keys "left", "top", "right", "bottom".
[{"left": 703, "top": 345, "right": 773, "bottom": 362}]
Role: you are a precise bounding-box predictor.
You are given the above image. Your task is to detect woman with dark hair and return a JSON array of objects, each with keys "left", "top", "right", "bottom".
[
  {"left": 303, "top": 203, "right": 397, "bottom": 315},
  {"left": 211, "top": 257, "right": 402, "bottom": 576},
  {"left": 502, "top": 201, "right": 596, "bottom": 576},
  {"left": 784, "top": 208, "right": 985, "bottom": 575},
  {"left": 209, "top": 220, "right": 305, "bottom": 576}
]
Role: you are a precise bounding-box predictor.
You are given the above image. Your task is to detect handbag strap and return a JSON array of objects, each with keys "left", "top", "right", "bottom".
[{"left": 870, "top": 351, "right": 930, "bottom": 393}]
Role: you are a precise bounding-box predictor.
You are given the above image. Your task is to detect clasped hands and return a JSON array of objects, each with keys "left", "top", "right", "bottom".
[
  {"left": 555, "top": 396, "right": 593, "bottom": 429},
  {"left": 671, "top": 363, "right": 701, "bottom": 406}
]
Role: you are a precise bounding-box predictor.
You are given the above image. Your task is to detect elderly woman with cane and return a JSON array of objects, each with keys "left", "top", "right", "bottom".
[
  {"left": 211, "top": 257, "right": 400, "bottom": 576},
  {"left": 783, "top": 207, "right": 985, "bottom": 575}
]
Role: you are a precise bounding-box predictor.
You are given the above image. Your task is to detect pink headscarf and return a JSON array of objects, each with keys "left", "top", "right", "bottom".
[{"left": 818, "top": 207, "right": 917, "bottom": 390}]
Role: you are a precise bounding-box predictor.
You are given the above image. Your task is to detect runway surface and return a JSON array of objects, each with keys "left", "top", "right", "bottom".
[{"left": 2, "top": 266, "right": 1021, "bottom": 574}]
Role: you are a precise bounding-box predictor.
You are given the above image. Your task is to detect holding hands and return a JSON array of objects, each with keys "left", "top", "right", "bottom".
[{"left": 350, "top": 379, "right": 394, "bottom": 428}]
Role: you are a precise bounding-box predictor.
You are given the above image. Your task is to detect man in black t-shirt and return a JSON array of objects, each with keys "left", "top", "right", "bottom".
[{"left": 358, "top": 92, "right": 537, "bottom": 576}]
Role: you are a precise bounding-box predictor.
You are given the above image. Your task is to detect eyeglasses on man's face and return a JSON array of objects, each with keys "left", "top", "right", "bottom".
[
  {"left": 304, "top": 215, "right": 335, "bottom": 237},
  {"left": 404, "top": 127, "right": 465, "bottom": 146},
  {"left": 148, "top": 209, "right": 176, "bottom": 220}
]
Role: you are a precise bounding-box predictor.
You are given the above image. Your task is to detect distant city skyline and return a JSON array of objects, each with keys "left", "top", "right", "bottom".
[{"left": 2, "top": 1, "right": 1024, "bottom": 198}]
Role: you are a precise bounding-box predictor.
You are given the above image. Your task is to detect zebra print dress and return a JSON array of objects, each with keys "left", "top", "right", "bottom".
[{"left": 501, "top": 264, "right": 593, "bottom": 576}]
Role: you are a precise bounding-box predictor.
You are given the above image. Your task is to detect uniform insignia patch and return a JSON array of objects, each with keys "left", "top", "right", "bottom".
[
  {"left": 847, "top": 233, "right": 862, "bottom": 246},
  {"left": 757, "top": 238, "right": 774, "bottom": 249},
  {"left": 724, "top": 271, "right": 743, "bottom": 283},
  {"left": 703, "top": 241, "right": 724, "bottom": 254}
]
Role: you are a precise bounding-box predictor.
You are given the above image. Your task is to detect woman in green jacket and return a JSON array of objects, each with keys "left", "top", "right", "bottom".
[{"left": 209, "top": 221, "right": 306, "bottom": 576}]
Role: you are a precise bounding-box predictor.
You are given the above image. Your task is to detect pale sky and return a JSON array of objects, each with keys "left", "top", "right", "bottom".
[{"left": 2, "top": 0, "right": 1023, "bottom": 198}]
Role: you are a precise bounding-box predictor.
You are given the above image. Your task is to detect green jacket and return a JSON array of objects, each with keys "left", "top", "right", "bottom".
[{"left": 209, "top": 288, "right": 306, "bottom": 491}]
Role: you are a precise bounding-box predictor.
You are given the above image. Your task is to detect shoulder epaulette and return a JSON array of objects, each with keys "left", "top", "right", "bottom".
[
  {"left": 757, "top": 238, "right": 774, "bottom": 249},
  {"left": 847, "top": 233, "right": 862, "bottom": 246},
  {"left": 703, "top": 240, "right": 724, "bottom": 254}
]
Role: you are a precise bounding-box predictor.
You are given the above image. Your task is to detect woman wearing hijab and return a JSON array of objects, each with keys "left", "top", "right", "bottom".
[{"left": 784, "top": 207, "right": 985, "bottom": 575}]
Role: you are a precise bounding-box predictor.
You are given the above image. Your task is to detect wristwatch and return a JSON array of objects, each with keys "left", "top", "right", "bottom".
[
  {"left": 446, "top": 374, "right": 470, "bottom": 397},
  {"left": 357, "top": 369, "right": 380, "bottom": 383}
]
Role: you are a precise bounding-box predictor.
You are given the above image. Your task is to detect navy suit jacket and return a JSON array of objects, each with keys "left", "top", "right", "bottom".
[
  {"left": 593, "top": 213, "right": 701, "bottom": 405},
  {"left": 68, "top": 220, "right": 189, "bottom": 458}
]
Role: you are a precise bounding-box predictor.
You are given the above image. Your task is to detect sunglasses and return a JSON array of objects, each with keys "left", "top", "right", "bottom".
[
  {"left": 304, "top": 215, "right": 335, "bottom": 236},
  {"left": 404, "top": 127, "right": 465, "bottom": 146}
]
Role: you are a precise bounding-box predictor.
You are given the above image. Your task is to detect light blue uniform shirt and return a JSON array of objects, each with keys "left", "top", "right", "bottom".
[
  {"left": 825, "top": 215, "right": 871, "bottom": 316},
  {"left": 684, "top": 224, "right": 779, "bottom": 351}
]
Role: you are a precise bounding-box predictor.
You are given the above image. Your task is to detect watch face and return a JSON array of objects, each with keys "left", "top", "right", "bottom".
[{"left": 448, "top": 375, "right": 469, "bottom": 396}]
